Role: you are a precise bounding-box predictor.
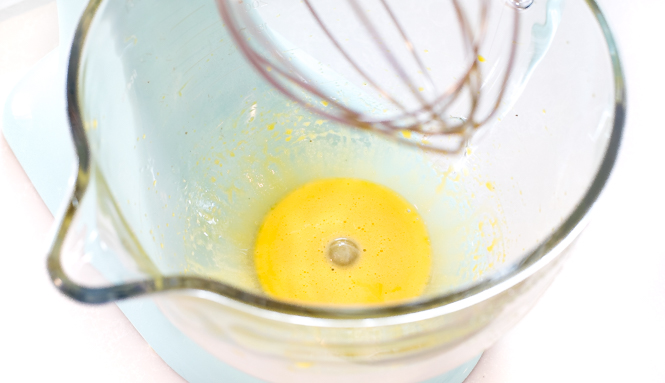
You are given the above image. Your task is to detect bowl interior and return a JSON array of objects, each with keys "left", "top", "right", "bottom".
[{"left": 62, "top": 0, "right": 617, "bottom": 311}]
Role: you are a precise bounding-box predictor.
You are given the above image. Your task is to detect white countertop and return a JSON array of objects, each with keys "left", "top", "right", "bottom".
[{"left": 1, "top": 0, "right": 664, "bottom": 381}]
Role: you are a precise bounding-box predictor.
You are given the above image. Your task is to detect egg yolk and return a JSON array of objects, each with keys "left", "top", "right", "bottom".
[{"left": 254, "top": 178, "right": 432, "bottom": 304}]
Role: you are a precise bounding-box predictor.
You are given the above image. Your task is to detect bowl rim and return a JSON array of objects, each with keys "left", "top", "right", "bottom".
[{"left": 47, "top": 0, "right": 625, "bottom": 322}]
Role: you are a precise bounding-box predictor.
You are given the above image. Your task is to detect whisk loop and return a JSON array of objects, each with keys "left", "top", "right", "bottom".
[{"left": 217, "top": 0, "right": 526, "bottom": 153}]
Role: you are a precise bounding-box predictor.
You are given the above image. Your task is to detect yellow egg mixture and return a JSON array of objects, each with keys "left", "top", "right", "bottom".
[{"left": 254, "top": 178, "right": 432, "bottom": 304}]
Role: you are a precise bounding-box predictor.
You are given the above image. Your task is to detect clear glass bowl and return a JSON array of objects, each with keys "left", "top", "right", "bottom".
[{"left": 47, "top": 0, "right": 624, "bottom": 381}]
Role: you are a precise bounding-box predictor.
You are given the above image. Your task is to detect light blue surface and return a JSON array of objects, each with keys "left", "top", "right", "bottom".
[
  {"left": 421, "top": 354, "right": 482, "bottom": 383},
  {"left": 120, "top": 298, "right": 266, "bottom": 383},
  {"left": 2, "top": 48, "right": 75, "bottom": 213}
]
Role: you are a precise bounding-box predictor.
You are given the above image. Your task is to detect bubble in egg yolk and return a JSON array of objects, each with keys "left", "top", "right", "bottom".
[{"left": 254, "top": 178, "right": 432, "bottom": 304}]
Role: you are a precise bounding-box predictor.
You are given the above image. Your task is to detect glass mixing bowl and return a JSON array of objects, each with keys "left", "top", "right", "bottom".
[{"left": 47, "top": 0, "right": 624, "bottom": 381}]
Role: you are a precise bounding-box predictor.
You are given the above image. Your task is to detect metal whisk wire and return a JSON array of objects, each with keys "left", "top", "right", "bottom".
[{"left": 216, "top": 0, "right": 520, "bottom": 153}]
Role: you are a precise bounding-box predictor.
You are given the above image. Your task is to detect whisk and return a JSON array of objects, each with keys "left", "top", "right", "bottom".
[{"left": 215, "top": 0, "right": 539, "bottom": 153}]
